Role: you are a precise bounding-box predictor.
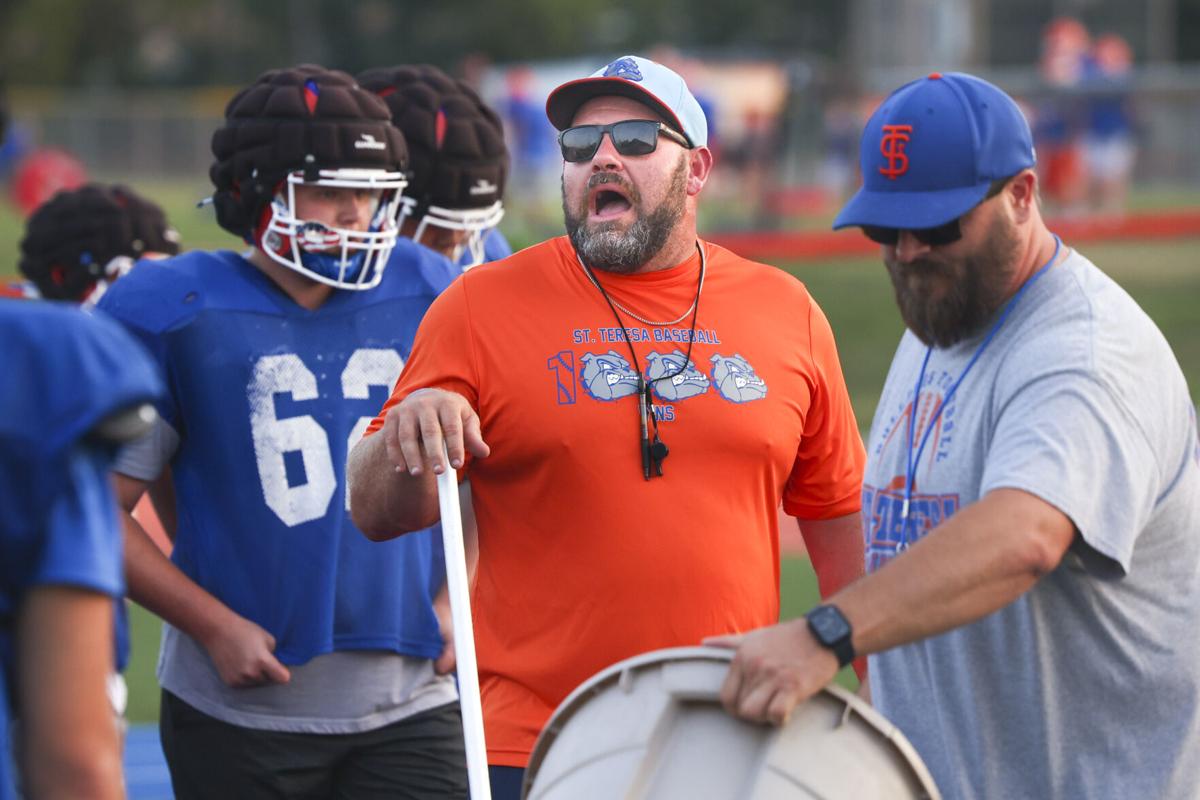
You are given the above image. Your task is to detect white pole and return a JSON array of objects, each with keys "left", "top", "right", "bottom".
[{"left": 437, "top": 447, "right": 492, "bottom": 800}]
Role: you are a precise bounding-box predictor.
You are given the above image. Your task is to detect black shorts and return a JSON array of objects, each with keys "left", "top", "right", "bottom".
[{"left": 160, "top": 690, "right": 467, "bottom": 800}]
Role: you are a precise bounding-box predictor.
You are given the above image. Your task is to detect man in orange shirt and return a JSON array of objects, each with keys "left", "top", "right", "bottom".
[{"left": 349, "top": 55, "right": 866, "bottom": 800}]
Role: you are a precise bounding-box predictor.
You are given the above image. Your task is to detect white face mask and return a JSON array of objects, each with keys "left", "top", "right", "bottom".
[
  {"left": 259, "top": 168, "right": 410, "bottom": 290},
  {"left": 400, "top": 197, "right": 505, "bottom": 270}
]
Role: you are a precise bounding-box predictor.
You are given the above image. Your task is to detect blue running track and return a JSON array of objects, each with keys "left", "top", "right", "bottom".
[{"left": 125, "top": 724, "right": 173, "bottom": 799}]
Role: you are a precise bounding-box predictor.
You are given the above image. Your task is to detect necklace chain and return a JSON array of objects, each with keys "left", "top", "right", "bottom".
[{"left": 574, "top": 243, "right": 706, "bottom": 326}]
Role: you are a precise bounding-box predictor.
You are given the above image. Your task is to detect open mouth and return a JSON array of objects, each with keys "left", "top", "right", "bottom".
[{"left": 590, "top": 186, "right": 633, "bottom": 220}]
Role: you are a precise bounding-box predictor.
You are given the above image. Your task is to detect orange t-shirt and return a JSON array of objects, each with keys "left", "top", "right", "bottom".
[{"left": 366, "top": 236, "right": 864, "bottom": 766}]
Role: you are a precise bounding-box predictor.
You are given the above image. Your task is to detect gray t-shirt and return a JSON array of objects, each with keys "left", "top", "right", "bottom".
[
  {"left": 158, "top": 623, "right": 457, "bottom": 734},
  {"left": 863, "top": 249, "right": 1200, "bottom": 799}
]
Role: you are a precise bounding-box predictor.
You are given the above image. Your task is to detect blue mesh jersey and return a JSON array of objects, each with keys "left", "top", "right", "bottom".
[
  {"left": 0, "top": 300, "right": 163, "bottom": 800},
  {"left": 96, "top": 240, "right": 461, "bottom": 665}
]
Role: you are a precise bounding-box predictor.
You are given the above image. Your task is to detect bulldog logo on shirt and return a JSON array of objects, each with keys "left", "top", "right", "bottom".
[
  {"left": 710, "top": 354, "right": 767, "bottom": 403},
  {"left": 646, "top": 349, "right": 709, "bottom": 401},
  {"left": 580, "top": 350, "right": 640, "bottom": 401}
]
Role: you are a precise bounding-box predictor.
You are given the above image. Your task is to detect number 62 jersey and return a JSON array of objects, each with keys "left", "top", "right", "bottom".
[{"left": 97, "top": 242, "right": 460, "bottom": 665}]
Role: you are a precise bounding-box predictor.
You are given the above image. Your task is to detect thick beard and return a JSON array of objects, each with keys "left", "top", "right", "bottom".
[
  {"left": 885, "top": 214, "right": 1019, "bottom": 348},
  {"left": 562, "top": 156, "right": 688, "bottom": 274}
]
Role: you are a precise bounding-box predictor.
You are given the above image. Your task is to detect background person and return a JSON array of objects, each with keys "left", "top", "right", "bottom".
[
  {"left": 712, "top": 72, "right": 1200, "bottom": 800},
  {"left": 358, "top": 63, "right": 511, "bottom": 269},
  {"left": 349, "top": 54, "right": 867, "bottom": 800},
  {"left": 1, "top": 299, "right": 163, "bottom": 800},
  {"left": 1082, "top": 33, "right": 1138, "bottom": 214},
  {"left": 14, "top": 181, "right": 182, "bottom": 739},
  {"left": 17, "top": 183, "right": 181, "bottom": 304}
]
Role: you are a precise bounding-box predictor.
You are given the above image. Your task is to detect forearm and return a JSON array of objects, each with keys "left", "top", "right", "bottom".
[
  {"left": 17, "top": 588, "right": 123, "bottom": 800},
  {"left": 348, "top": 431, "right": 441, "bottom": 539},
  {"left": 833, "top": 488, "right": 1073, "bottom": 656},
  {"left": 797, "top": 511, "right": 868, "bottom": 679},
  {"left": 709, "top": 491, "right": 1074, "bottom": 725},
  {"left": 123, "top": 511, "right": 238, "bottom": 647},
  {"left": 146, "top": 467, "right": 178, "bottom": 541},
  {"left": 797, "top": 511, "right": 865, "bottom": 600}
]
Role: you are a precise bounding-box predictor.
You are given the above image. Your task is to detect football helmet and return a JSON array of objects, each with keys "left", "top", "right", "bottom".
[
  {"left": 209, "top": 65, "right": 409, "bottom": 290},
  {"left": 358, "top": 65, "right": 507, "bottom": 269},
  {"left": 19, "top": 183, "right": 181, "bottom": 305}
]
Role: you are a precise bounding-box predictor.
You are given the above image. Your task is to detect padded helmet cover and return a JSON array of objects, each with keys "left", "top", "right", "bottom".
[
  {"left": 19, "top": 183, "right": 180, "bottom": 301},
  {"left": 357, "top": 64, "right": 507, "bottom": 213},
  {"left": 210, "top": 64, "right": 409, "bottom": 240}
]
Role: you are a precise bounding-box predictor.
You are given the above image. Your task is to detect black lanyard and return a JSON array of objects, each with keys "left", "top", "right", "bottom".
[{"left": 576, "top": 241, "right": 706, "bottom": 479}]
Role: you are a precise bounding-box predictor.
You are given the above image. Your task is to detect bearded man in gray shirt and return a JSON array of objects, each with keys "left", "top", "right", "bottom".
[{"left": 708, "top": 72, "right": 1200, "bottom": 800}]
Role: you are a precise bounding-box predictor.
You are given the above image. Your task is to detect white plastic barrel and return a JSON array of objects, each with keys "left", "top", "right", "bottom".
[{"left": 523, "top": 646, "right": 940, "bottom": 800}]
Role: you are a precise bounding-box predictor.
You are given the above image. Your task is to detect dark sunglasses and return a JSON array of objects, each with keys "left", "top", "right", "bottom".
[
  {"left": 860, "top": 176, "right": 1013, "bottom": 248},
  {"left": 862, "top": 219, "right": 962, "bottom": 247},
  {"left": 559, "top": 120, "right": 691, "bottom": 163}
]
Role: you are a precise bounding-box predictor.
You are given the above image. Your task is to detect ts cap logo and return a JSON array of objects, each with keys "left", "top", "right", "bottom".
[
  {"left": 603, "top": 57, "right": 644, "bottom": 82},
  {"left": 354, "top": 133, "right": 387, "bottom": 151},
  {"left": 879, "top": 124, "right": 913, "bottom": 179}
]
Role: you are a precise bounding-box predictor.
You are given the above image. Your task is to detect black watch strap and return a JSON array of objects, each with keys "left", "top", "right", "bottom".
[{"left": 805, "top": 604, "right": 856, "bottom": 668}]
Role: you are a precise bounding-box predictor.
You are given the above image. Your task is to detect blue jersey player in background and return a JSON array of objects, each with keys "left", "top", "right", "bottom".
[
  {"left": 98, "top": 65, "right": 469, "bottom": 799},
  {"left": 1, "top": 300, "right": 162, "bottom": 800},
  {"left": 13, "top": 182, "right": 183, "bottom": 759},
  {"left": 358, "top": 64, "right": 512, "bottom": 271}
]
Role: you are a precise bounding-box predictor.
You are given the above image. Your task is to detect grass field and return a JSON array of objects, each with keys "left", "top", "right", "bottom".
[{"left": 5, "top": 182, "right": 1195, "bottom": 721}]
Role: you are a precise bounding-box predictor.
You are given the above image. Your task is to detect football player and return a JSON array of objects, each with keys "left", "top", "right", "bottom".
[
  {"left": 1, "top": 299, "right": 163, "bottom": 800},
  {"left": 17, "top": 183, "right": 181, "bottom": 305},
  {"left": 14, "top": 182, "right": 181, "bottom": 731},
  {"left": 97, "top": 65, "right": 468, "bottom": 798},
  {"left": 358, "top": 64, "right": 511, "bottom": 269}
]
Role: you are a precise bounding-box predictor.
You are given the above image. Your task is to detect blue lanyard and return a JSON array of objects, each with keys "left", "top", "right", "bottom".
[{"left": 899, "top": 235, "right": 1062, "bottom": 549}]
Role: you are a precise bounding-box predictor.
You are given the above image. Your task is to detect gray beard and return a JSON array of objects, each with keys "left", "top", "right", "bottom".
[{"left": 562, "top": 158, "right": 687, "bottom": 274}]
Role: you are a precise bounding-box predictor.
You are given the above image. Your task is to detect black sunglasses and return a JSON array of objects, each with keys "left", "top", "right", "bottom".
[
  {"left": 559, "top": 120, "right": 691, "bottom": 163},
  {"left": 862, "top": 219, "right": 963, "bottom": 247},
  {"left": 860, "top": 177, "right": 1013, "bottom": 248}
]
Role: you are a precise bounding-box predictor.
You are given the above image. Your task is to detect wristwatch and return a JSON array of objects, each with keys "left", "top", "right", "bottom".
[{"left": 805, "top": 604, "right": 856, "bottom": 668}]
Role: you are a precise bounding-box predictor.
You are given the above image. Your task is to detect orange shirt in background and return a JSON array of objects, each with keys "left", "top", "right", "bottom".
[{"left": 366, "top": 236, "right": 865, "bottom": 766}]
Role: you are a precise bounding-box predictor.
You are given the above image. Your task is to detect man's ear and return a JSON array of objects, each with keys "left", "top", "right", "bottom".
[
  {"left": 687, "top": 146, "right": 714, "bottom": 196},
  {"left": 1008, "top": 169, "right": 1038, "bottom": 224}
]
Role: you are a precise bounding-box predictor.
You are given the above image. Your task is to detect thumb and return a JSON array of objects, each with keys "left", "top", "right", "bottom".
[
  {"left": 434, "top": 640, "right": 456, "bottom": 675},
  {"left": 463, "top": 412, "right": 490, "bottom": 459},
  {"left": 264, "top": 655, "right": 292, "bottom": 685}
]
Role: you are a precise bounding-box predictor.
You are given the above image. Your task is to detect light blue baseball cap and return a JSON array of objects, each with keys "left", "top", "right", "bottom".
[{"left": 546, "top": 55, "right": 708, "bottom": 148}]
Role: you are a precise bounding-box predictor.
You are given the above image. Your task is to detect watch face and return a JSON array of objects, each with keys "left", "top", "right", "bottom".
[{"left": 809, "top": 606, "right": 850, "bottom": 643}]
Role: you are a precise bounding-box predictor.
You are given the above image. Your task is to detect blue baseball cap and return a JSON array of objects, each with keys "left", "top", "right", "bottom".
[
  {"left": 832, "top": 72, "right": 1035, "bottom": 231},
  {"left": 546, "top": 55, "right": 708, "bottom": 148}
]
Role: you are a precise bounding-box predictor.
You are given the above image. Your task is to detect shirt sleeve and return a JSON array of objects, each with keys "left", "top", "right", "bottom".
[
  {"left": 112, "top": 416, "right": 180, "bottom": 482},
  {"left": 981, "top": 370, "right": 1158, "bottom": 574},
  {"left": 95, "top": 283, "right": 181, "bottom": 431},
  {"left": 34, "top": 445, "right": 125, "bottom": 598},
  {"left": 783, "top": 298, "right": 866, "bottom": 519},
  {"left": 364, "top": 278, "right": 480, "bottom": 438}
]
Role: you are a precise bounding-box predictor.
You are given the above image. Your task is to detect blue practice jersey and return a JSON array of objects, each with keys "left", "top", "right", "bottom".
[
  {"left": 0, "top": 300, "right": 162, "bottom": 800},
  {"left": 97, "top": 241, "right": 461, "bottom": 665}
]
